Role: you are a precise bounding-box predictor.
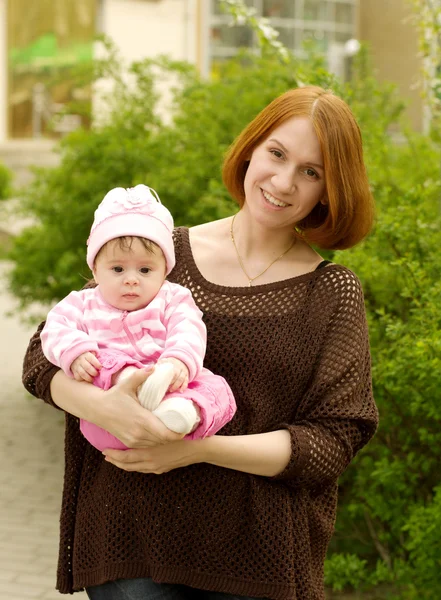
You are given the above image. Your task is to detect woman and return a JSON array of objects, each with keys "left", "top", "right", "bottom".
[{"left": 23, "top": 86, "right": 378, "bottom": 600}]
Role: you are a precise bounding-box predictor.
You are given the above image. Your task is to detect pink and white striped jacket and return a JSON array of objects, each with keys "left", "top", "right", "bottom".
[{"left": 41, "top": 281, "right": 206, "bottom": 381}]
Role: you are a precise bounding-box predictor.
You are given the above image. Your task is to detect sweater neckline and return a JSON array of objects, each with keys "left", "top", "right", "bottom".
[{"left": 179, "top": 226, "right": 338, "bottom": 295}]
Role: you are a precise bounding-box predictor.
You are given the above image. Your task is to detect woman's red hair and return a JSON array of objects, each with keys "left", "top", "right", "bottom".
[{"left": 222, "top": 86, "right": 374, "bottom": 249}]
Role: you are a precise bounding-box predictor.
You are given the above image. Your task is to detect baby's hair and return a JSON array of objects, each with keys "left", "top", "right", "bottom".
[{"left": 95, "top": 236, "right": 162, "bottom": 262}]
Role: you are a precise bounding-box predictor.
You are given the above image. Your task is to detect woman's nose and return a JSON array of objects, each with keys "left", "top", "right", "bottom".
[{"left": 273, "top": 166, "right": 296, "bottom": 194}]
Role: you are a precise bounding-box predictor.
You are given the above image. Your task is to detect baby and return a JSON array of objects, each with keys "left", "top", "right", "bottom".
[{"left": 41, "top": 185, "right": 236, "bottom": 451}]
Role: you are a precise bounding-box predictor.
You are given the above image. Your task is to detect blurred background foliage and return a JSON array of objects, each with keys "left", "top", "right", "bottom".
[
  {"left": 5, "top": 21, "right": 441, "bottom": 600},
  {"left": 0, "top": 161, "right": 13, "bottom": 202}
]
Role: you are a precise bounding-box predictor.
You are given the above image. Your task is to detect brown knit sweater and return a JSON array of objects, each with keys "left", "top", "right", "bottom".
[{"left": 22, "top": 227, "right": 378, "bottom": 600}]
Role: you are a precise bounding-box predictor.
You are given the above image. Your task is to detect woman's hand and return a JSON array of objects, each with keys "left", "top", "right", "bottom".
[
  {"left": 101, "top": 430, "right": 293, "bottom": 477},
  {"left": 50, "top": 369, "right": 184, "bottom": 448},
  {"left": 96, "top": 370, "right": 186, "bottom": 448},
  {"left": 102, "top": 438, "right": 202, "bottom": 473}
]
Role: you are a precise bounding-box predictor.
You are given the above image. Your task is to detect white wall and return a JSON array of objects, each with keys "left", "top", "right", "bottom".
[
  {"left": 93, "top": 0, "right": 199, "bottom": 125},
  {"left": 103, "top": 0, "right": 198, "bottom": 64}
]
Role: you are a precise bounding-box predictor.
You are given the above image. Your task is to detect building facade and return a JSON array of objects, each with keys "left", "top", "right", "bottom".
[
  {"left": 0, "top": 0, "right": 424, "bottom": 146},
  {"left": 358, "top": 0, "right": 423, "bottom": 131}
]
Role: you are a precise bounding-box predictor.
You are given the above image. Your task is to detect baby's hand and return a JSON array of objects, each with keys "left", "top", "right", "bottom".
[
  {"left": 157, "top": 358, "right": 189, "bottom": 393},
  {"left": 71, "top": 352, "right": 102, "bottom": 383}
]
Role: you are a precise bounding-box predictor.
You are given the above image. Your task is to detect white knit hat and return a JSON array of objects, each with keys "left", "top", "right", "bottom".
[{"left": 86, "top": 185, "right": 175, "bottom": 274}]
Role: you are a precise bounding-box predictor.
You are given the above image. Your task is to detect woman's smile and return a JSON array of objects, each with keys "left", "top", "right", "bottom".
[{"left": 261, "top": 189, "right": 291, "bottom": 208}]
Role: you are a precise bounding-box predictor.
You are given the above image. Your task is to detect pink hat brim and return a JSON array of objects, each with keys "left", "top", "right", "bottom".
[{"left": 87, "top": 212, "right": 175, "bottom": 274}]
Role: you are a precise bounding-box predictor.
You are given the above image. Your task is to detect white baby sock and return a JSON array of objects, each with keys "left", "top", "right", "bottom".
[
  {"left": 124, "top": 363, "right": 200, "bottom": 434},
  {"left": 153, "top": 398, "right": 201, "bottom": 435},
  {"left": 137, "top": 363, "right": 175, "bottom": 411}
]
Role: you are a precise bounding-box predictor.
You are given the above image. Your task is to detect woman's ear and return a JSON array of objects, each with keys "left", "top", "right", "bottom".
[{"left": 320, "top": 195, "right": 328, "bottom": 206}]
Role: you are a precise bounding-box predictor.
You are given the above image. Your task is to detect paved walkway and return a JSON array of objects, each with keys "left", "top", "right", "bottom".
[{"left": 0, "top": 263, "right": 86, "bottom": 599}]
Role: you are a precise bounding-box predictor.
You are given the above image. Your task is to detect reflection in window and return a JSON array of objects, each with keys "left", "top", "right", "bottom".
[
  {"left": 212, "top": 0, "right": 224, "bottom": 15},
  {"left": 208, "top": 0, "right": 356, "bottom": 77},
  {"left": 210, "top": 25, "right": 253, "bottom": 49},
  {"left": 302, "top": 29, "right": 328, "bottom": 52},
  {"left": 335, "top": 30, "right": 352, "bottom": 44},
  {"left": 213, "top": 0, "right": 254, "bottom": 15},
  {"left": 263, "top": 0, "right": 296, "bottom": 19},
  {"left": 304, "top": 0, "right": 326, "bottom": 22},
  {"left": 335, "top": 3, "right": 354, "bottom": 25},
  {"left": 7, "top": 0, "right": 95, "bottom": 139},
  {"left": 274, "top": 27, "right": 295, "bottom": 50}
]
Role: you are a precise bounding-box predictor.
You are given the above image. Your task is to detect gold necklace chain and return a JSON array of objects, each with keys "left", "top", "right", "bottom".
[{"left": 230, "top": 213, "right": 296, "bottom": 287}]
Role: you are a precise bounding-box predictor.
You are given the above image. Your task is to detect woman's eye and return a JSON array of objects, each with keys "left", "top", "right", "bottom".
[
  {"left": 140, "top": 267, "right": 151, "bottom": 274},
  {"left": 305, "top": 168, "right": 318, "bottom": 178},
  {"left": 112, "top": 266, "right": 123, "bottom": 273},
  {"left": 270, "top": 149, "right": 284, "bottom": 159}
]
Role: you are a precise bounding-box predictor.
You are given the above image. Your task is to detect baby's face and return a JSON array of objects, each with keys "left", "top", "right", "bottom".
[{"left": 93, "top": 238, "right": 167, "bottom": 312}]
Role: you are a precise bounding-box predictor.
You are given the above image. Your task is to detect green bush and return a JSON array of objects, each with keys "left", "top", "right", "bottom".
[
  {"left": 403, "top": 486, "right": 441, "bottom": 597},
  {"left": 329, "top": 106, "right": 441, "bottom": 597},
  {"left": 325, "top": 553, "right": 369, "bottom": 592},
  {"left": 0, "top": 161, "right": 12, "bottom": 201}
]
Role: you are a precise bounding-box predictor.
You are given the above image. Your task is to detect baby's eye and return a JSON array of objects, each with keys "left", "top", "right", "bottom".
[
  {"left": 112, "top": 266, "right": 123, "bottom": 273},
  {"left": 140, "top": 267, "right": 151, "bottom": 274}
]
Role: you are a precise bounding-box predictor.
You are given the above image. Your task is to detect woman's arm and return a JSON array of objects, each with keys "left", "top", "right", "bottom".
[
  {"left": 24, "top": 319, "right": 184, "bottom": 447},
  {"left": 102, "top": 429, "right": 292, "bottom": 476},
  {"left": 202, "top": 430, "right": 291, "bottom": 475},
  {"left": 49, "top": 369, "right": 184, "bottom": 447}
]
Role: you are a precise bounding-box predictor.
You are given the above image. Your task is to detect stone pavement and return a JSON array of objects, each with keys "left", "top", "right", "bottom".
[{"left": 0, "top": 263, "right": 86, "bottom": 599}]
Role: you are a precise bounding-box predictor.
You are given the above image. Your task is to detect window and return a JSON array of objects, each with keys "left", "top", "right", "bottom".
[
  {"left": 7, "top": 0, "right": 95, "bottom": 139},
  {"left": 207, "top": 0, "right": 357, "bottom": 75}
]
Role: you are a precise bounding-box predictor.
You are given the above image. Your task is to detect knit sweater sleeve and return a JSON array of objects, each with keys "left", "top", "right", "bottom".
[
  {"left": 273, "top": 270, "right": 378, "bottom": 489},
  {"left": 22, "top": 320, "right": 62, "bottom": 408}
]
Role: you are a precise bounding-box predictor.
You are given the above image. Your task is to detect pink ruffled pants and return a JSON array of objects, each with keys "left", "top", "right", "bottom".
[{"left": 80, "top": 349, "right": 236, "bottom": 451}]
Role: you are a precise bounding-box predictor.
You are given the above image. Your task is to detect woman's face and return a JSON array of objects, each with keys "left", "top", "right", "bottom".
[{"left": 243, "top": 116, "right": 326, "bottom": 231}]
